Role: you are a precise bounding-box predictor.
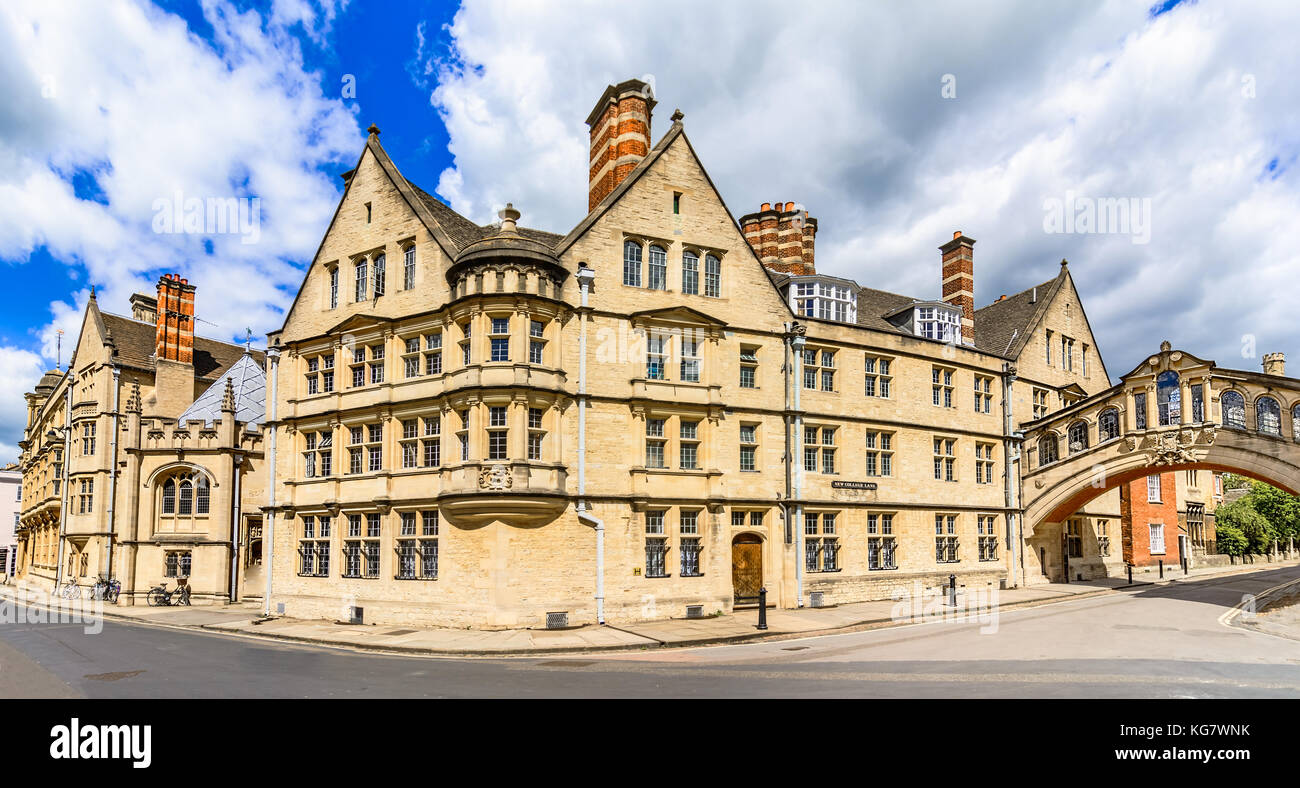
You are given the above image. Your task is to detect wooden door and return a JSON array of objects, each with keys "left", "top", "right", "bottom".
[{"left": 732, "top": 537, "right": 763, "bottom": 602}]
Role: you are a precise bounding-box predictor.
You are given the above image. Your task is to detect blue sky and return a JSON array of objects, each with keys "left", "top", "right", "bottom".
[{"left": 1, "top": 0, "right": 1298, "bottom": 461}]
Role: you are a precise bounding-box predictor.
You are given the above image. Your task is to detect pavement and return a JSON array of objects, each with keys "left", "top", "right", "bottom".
[{"left": 5, "top": 557, "right": 1298, "bottom": 657}]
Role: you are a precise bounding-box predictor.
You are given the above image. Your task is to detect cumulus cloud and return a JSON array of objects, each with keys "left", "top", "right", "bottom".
[
  {"left": 0, "top": 347, "right": 45, "bottom": 463},
  {"left": 0, "top": 0, "right": 361, "bottom": 451},
  {"left": 420, "top": 0, "right": 1300, "bottom": 378}
]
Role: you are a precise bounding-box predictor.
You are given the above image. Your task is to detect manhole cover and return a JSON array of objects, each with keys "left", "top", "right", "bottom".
[{"left": 84, "top": 670, "right": 144, "bottom": 682}]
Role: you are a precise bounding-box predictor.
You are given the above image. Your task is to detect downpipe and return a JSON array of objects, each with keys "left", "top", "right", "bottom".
[{"left": 575, "top": 263, "right": 603, "bottom": 624}]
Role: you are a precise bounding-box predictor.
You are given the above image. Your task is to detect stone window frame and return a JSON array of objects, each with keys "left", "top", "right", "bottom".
[{"left": 864, "top": 354, "right": 893, "bottom": 399}]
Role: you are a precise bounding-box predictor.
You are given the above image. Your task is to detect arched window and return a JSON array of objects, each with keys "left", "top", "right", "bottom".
[
  {"left": 647, "top": 245, "right": 667, "bottom": 290},
  {"left": 1098, "top": 408, "right": 1120, "bottom": 442},
  {"left": 623, "top": 240, "right": 642, "bottom": 287},
  {"left": 682, "top": 251, "right": 699, "bottom": 295},
  {"left": 1256, "top": 396, "right": 1281, "bottom": 435},
  {"left": 372, "top": 253, "right": 386, "bottom": 297},
  {"left": 704, "top": 254, "right": 722, "bottom": 297},
  {"left": 1221, "top": 390, "right": 1246, "bottom": 429},
  {"left": 1157, "top": 371, "right": 1181, "bottom": 426},
  {"left": 1293, "top": 403, "right": 1300, "bottom": 441},
  {"left": 196, "top": 476, "right": 210, "bottom": 515},
  {"left": 178, "top": 480, "right": 193, "bottom": 515},
  {"left": 354, "top": 258, "right": 368, "bottom": 302},
  {"left": 1068, "top": 421, "right": 1089, "bottom": 453},
  {"left": 161, "top": 479, "right": 176, "bottom": 514},
  {"left": 1038, "top": 434, "right": 1059, "bottom": 466}
]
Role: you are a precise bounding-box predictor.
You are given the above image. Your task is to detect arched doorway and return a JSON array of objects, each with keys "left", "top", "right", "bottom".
[{"left": 731, "top": 533, "right": 763, "bottom": 604}]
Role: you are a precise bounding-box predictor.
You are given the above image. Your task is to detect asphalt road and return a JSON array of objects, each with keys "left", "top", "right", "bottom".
[{"left": 2, "top": 566, "right": 1299, "bottom": 698}]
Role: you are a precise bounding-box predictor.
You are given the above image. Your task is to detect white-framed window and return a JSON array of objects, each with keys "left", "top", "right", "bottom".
[
  {"left": 527, "top": 407, "right": 545, "bottom": 461},
  {"left": 974, "top": 375, "right": 993, "bottom": 413},
  {"left": 739, "top": 345, "right": 758, "bottom": 389},
  {"left": 329, "top": 266, "right": 339, "bottom": 309},
  {"left": 935, "top": 514, "right": 959, "bottom": 563},
  {"left": 529, "top": 318, "right": 546, "bottom": 365},
  {"left": 682, "top": 250, "right": 699, "bottom": 295},
  {"left": 975, "top": 442, "right": 995, "bottom": 484},
  {"left": 645, "top": 418, "right": 666, "bottom": 468},
  {"left": 977, "top": 515, "right": 998, "bottom": 561},
  {"left": 1147, "top": 474, "right": 1161, "bottom": 503},
  {"left": 932, "top": 366, "right": 954, "bottom": 408},
  {"left": 402, "top": 337, "right": 420, "bottom": 379},
  {"left": 864, "top": 355, "right": 892, "bottom": 398},
  {"left": 403, "top": 245, "right": 416, "bottom": 290},
  {"left": 372, "top": 253, "right": 386, "bottom": 298},
  {"left": 917, "top": 306, "right": 961, "bottom": 343},
  {"left": 704, "top": 254, "right": 721, "bottom": 297},
  {"left": 739, "top": 423, "right": 758, "bottom": 471},
  {"left": 646, "top": 331, "right": 667, "bottom": 380},
  {"left": 933, "top": 437, "right": 956, "bottom": 481},
  {"left": 867, "top": 513, "right": 896, "bottom": 570},
  {"left": 648, "top": 245, "right": 667, "bottom": 290},
  {"left": 864, "top": 430, "right": 893, "bottom": 477},
  {"left": 423, "top": 415, "right": 441, "bottom": 467},
  {"left": 679, "top": 420, "right": 700, "bottom": 469},
  {"left": 1033, "top": 388, "right": 1050, "bottom": 419},
  {"left": 804, "top": 425, "right": 836, "bottom": 473},
  {"left": 791, "top": 280, "right": 855, "bottom": 323},
  {"left": 354, "top": 258, "right": 368, "bottom": 302},
  {"left": 1148, "top": 523, "right": 1166, "bottom": 555},
  {"left": 487, "top": 406, "right": 509, "bottom": 461},
  {"left": 803, "top": 348, "right": 835, "bottom": 391},
  {"left": 679, "top": 510, "right": 702, "bottom": 576},
  {"left": 680, "top": 334, "right": 701, "bottom": 382},
  {"left": 623, "top": 240, "right": 642, "bottom": 287},
  {"left": 400, "top": 419, "right": 418, "bottom": 469},
  {"left": 424, "top": 332, "right": 443, "bottom": 375}
]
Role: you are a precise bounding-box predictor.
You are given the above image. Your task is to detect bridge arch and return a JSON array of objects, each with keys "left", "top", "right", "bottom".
[{"left": 1019, "top": 343, "right": 1300, "bottom": 583}]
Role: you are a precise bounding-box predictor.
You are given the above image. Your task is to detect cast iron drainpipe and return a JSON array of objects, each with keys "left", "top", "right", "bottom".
[{"left": 574, "top": 262, "right": 603, "bottom": 624}]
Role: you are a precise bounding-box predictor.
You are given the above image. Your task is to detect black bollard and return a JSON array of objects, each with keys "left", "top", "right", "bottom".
[
  {"left": 947, "top": 574, "right": 957, "bottom": 607},
  {"left": 1127, "top": 564, "right": 1133, "bottom": 585},
  {"left": 757, "top": 587, "right": 768, "bottom": 630},
  {"left": 1159, "top": 559, "right": 1164, "bottom": 579}
]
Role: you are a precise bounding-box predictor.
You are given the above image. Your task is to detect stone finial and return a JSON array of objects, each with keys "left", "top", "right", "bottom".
[
  {"left": 126, "top": 379, "right": 142, "bottom": 413},
  {"left": 670, "top": 108, "right": 684, "bottom": 124},
  {"left": 498, "top": 203, "right": 521, "bottom": 234},
  {"left": 367, "top": 123, "right": 381, "bottom": 136},
  {"left": 1160, "top": 340, "right": 1172, "bottom": 353},
  {"left": 221, "top": 377, "right": 236, "bottom": 412},
  {"left": 1061, "top": 258, "right": 1069, "bottom": 268}
]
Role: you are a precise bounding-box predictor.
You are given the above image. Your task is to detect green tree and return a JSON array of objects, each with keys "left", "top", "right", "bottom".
[
  {"left": 1214, "top": 497, "right": 1274, "bottom": 555},
  {"left": 1215, "top": 523, "right": 1248, "bottom": 556},
  {"left": 1245, "top": 480, "right": 1300, "bottom": 543}
]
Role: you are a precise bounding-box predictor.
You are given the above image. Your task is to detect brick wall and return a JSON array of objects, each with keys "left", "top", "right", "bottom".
[{"left": 1120, "top": 472, "right": 1181, "bottom": 567}]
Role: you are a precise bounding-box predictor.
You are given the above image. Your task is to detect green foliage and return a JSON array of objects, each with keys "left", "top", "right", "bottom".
[
  {"left": 1214, "top": 497, "right": 1276, "bottom": 555},
  {"left": 1214, "top": 523, "right": 1248, "bottom": 556},
  {"left": 1221, "top": 473, "right": 1253, "bottom": 490},
  {"left": 1245, "top": 480, "right": 1300, "bottom": 541}
]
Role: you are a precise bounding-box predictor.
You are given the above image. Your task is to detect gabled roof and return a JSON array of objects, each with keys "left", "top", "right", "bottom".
[
  {"left": 99, "top": 312, "right": 265, "bottom": 382},
  {"left": 973, "top": 271, "right": 1065, "bottom": 357},
  {"left": 628, "top": 305, "right": 729, "bottom": 327},
  {"left": 177, "top": 350, "right": 266, "bottom": 426}
]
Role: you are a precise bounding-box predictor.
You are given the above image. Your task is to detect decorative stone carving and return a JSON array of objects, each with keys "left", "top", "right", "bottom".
[
  {"left": 1150, "top": 430, "right": 1196, "bottom": 466},
  {"left": 478, "top": 464, "right": 513, "bottom": 490}
]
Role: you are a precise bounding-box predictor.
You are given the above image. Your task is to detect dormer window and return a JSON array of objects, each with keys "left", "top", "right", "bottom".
[
  {"left": 917, "top": 306, "right": 961, "bottom": 344},
  {"left": 790, "top": 279, "right": 856, "bottom": 323}
]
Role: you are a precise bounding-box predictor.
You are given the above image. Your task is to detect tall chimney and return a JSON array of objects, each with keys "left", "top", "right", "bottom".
[
  {"left": 155, "top": 273, "right": 196, "bottom": 364},
  {"left": 939, "top": 230, "right": 976, "bottom": 346},
  {"left": 740, "top": 202, "right": 818, "bottom": 276},
  {"left": 1263, "top": 352, "right": 1285, "bottom": 376},
  {"left": 586, "top": 78, "right": 656, "bottom": 212}
]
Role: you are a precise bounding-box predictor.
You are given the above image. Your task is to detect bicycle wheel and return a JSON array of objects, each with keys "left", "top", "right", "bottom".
[
  {"left": 107, "top": 584, "right": 120, "bottom": 604},
  {"left": 147, "top": 588, "right": 166, "bottom": 606},
  {"left": 178, "top": 588, "right": 191, "bottom": 606}
]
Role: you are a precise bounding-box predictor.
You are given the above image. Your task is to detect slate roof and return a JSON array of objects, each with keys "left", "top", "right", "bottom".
[
  {"left": 407, "top": 183, "right": 564, "bottom": 255},
  {"left": 177, "top": 351, "right": 267, "bottom": 426},
  {"left": 100, "top": 312, "right": 266, "bottom": 383},
  {"left": 972, "top": 272, "right": 1064, "bottom": 357}
]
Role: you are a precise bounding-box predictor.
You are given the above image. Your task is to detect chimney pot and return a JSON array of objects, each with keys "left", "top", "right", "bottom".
[
  {"left": 760, "top": 202, "right": 770, "bottom": 211},
  {"left": 953, "top": 230, "right": 962, "bottom": 239}
]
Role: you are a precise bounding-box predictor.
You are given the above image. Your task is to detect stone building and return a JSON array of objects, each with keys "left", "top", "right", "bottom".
[
  {"left": 14, "top": 279, "right": 266, "bottom": 603},
  {"left": 260, "top": 77, "right": 1128, "bottom": 630},
  {"left": 1, "top": 463, "right": 19, "bottom": 578}
]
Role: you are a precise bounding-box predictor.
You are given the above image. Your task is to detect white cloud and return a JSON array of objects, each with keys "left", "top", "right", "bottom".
[
  {"left": 0, "top": 346, "right": 45, "bottom": 464},
  {"left": 0, "top": 0, "right": 361, "bottom": 451},
  {"left": 421, "top": 0, "right": 1300, "bottom": 378}
]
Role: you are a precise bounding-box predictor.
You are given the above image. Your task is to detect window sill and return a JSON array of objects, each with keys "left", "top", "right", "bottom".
[
  {"left": 680, "top": 573, "right": 704, "bottom": 578},
  {"left": 394, "top": 576, "right": 438, "bottom": 581},
  {"left": 644, "top": 573, "right": 672, "bottom": 579},
  {"left": 867, "top": 566, "right": 898, "bottom": 572}
]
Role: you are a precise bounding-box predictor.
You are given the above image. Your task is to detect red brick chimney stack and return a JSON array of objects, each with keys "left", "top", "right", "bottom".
[
  {"left": 155, "top": 273, "right": 196, "bottom": 364},
  {"left": 740, "top": 202, "right": 818, "bottom": 276},
  {"left": 939, "top": 230, "right": 976, "bottom": 346},
  {"left": 586, "top": 78, "right": 656, "bottom": 212}
]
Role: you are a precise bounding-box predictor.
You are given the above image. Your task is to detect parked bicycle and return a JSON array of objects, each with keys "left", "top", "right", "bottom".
[
  {"left": 92, "top": 576, "right": 121, "bottom": 603},
  {"left": 58, "top": 581, "right": 81, "bottom": 600},
  {"left": 146, "top": 579, "right": 190, "bottom": 607}
]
